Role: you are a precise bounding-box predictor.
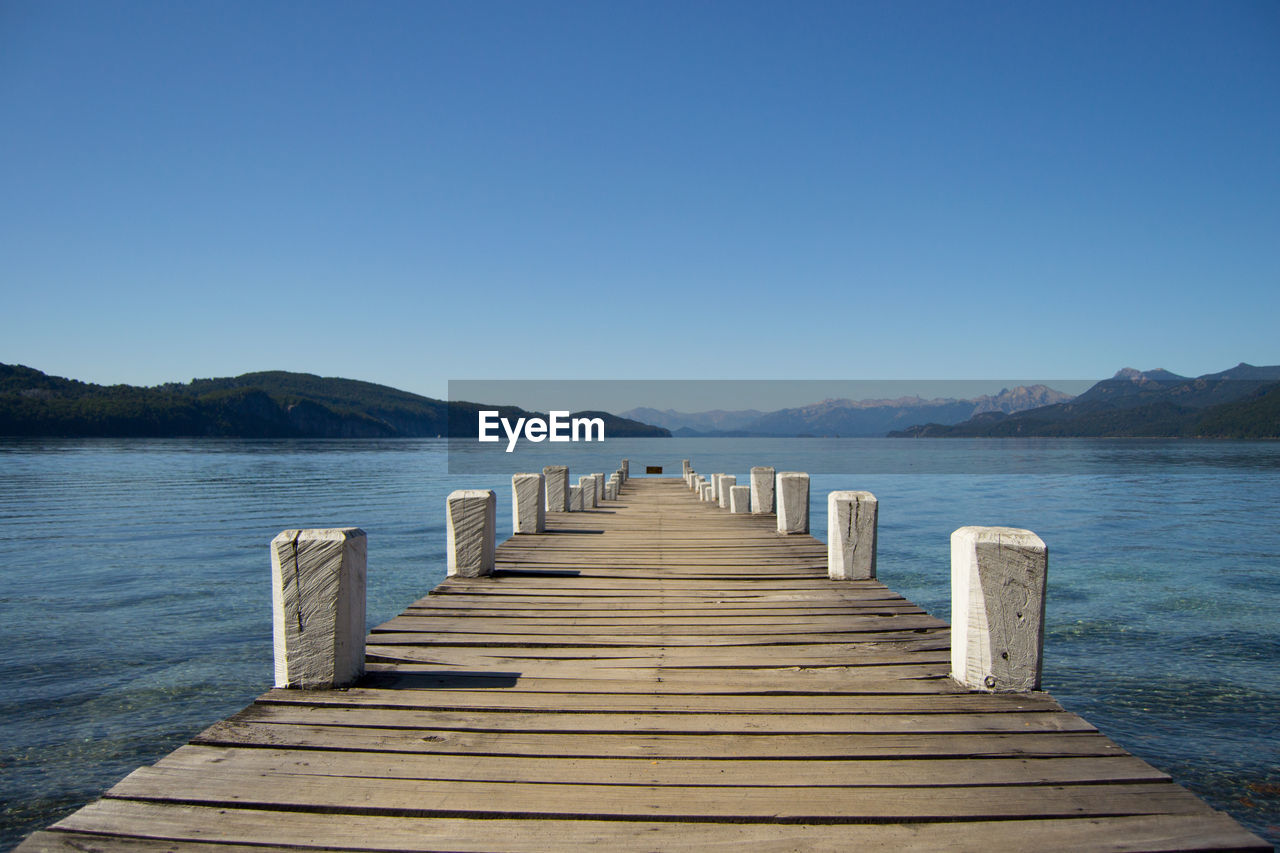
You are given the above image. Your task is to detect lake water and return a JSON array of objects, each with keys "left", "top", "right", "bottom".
[{"left": 1, "top": 437, "right": 1277, "bottom": 848}]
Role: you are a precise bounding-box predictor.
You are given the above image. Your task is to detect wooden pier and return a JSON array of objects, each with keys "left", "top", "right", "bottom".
[{"left": 22, "top": 477, "right": 1269, "bottom": 851}]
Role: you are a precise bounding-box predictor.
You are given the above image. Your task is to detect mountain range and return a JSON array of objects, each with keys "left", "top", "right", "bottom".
[
  {"left": 890, "top": 364, "right": 1280, "bottom": 438},
  {"left": 622, "top": 385, "right": 1073, "bottom": 437},
  {"left": 0, "top": 365, "right": 670, "bottom": 439}
]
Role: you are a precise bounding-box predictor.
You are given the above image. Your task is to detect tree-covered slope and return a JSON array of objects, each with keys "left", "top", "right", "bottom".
[
  {"left": 890, "top": 365, "right": 1280, "bottom": 439},
  {"left": 0, "top": 365, "right": 669, "bottom": 438}
]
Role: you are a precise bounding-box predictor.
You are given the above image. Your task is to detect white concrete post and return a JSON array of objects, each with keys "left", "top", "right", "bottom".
[
  {"left": 592, "top": 473, "right": 605, "bottom": 504},
  {"left": 694, "top": 474, "right": 705, "bottom": 494},
  {"left": 776, "top": 472, "right": 809, "bottom": 534},
  {"left": 700, "top": 482, "right": 713, "bottom": 501},
  {"left": 271, "top": 528, "right": 366, "bottom": 689},
  {"left": 718, "top": 475, "right": 737, "bottom": 509},
  {"left": 543, "top": 465, "right": 569, "bottom": 513},
  {"left": 512, "top": 473, "right": 546, "bottom": 534},
  {"left": 750, "top": 466, "right": 776, "bottom": 514},
  {"left": 951, "top": 526, "right": 1048, "bottom": 693},
  {"left": 729, "top": 485, "right": 750, "bottom": 513},
  {"left": 828, "top": 491, "right": 877, "bottom": 580},
  {"left": 578, "top": 476, "right": 597, "bottom": 509},
  {"left": 568, "top": 485, "right": 583, "bottom": 511},
  {"left": 712, "top": 474, "right": 725, "bottom": 503},
  {"left": 621, "top": 459, "right": 629, "bottom": 481},
  {"left": 681, "top": 459, "right": 691, "bottom": 477},
  {"left": 446, "top": 490, "right": 496, "bottom": 578}
]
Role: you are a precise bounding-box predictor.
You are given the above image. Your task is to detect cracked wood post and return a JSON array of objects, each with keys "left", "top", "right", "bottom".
[
  {"left": 568, "top": 484, "right": 583, "bottom": 511},
  {"left": 951, "top": 526, "right": 1048, "bottom": 693},
  {"left": 446, "top": 489, "right": 496, "bottom": 578},
  {"left": 512, "top": 472, "right": 545, "bottom": 533},
  {"left": 827, "top": 491, "right": 878, "bottom": 580},
  {"left": 711, "top": 473, "right": 726, "bottom": 504},
  {"left": 270, "top": 527, "right": 366, "bottom": 689},
  {"left": 718, "top": 475, "right": 737, "bottom": 509},
  {"left": 578, "top": 476, "right": 597, "bottom": 509},
  {"left": 543, "top": 465, "right": 569, "bottom": 513},
  {"left": 729, "top": 485, "right": 751, "bottom": 513},
  {"left": 750, "top": 466, "right": 776, "bottom": 514},
  {"left": 776, "top": 472, "right": 810, "bottom": 534}
]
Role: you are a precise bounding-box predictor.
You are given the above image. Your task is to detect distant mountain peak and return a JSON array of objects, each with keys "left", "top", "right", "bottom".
[{"left": 1112, "top": 367, "right": 1187, "bottom": 382}]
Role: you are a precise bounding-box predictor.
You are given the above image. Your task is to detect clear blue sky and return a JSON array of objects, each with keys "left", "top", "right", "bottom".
[{"left": 3, "top": 0, "right": 1277, "bottom": 400}]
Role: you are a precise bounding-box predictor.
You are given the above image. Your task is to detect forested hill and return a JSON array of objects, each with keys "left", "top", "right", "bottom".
[
  {"left": 0, "top": 365, "right": 670, "bottom": 439},
  {"left": 890, "top": 364, "right": 1280, "bottom": 439}
]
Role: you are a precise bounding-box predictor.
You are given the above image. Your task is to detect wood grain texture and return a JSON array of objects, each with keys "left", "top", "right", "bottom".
[{"left": 23, "top": 477, "right": 1269, "bottom": 852}]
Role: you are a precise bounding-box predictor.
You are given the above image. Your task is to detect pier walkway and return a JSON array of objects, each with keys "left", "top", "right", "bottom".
[{"left": 23, "top": 478, "right": 1268, "bottom": 851}]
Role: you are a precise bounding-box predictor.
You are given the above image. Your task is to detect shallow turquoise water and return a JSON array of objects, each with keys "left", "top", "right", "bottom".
[{"left": 1, "top": 437, "right": 1277, "bottom": 847}]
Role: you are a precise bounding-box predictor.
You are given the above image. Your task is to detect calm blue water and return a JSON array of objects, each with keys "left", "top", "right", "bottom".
[{"left": 1, "top": 437, "right": 1277, "bottom": 848}]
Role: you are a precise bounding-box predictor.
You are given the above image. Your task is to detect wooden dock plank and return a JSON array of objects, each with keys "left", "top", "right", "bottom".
[
  {"left": 24, "top": 477, "right": 1269, "bottom": 852},
  {"left": 31, "top": 805, "right": 1271, "bottom": 853}
]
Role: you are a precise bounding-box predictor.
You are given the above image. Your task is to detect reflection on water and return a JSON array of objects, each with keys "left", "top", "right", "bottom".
[{"left": 1, "top": 437, "right": 1277, "bottom": 847}]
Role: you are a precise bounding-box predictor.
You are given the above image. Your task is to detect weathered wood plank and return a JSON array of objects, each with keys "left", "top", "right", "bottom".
[
  {"left": 106, "top": 765, "right": 1214, "bottom": 821},
  {"left": 21, "top": 477, "right": 1268, "bottom": 853},
  {"left": 37, "top": 804, "right": 1273, "bottom": 853},
  {"left": 223, "top": 703, "right": 1097, "bottom": 734},
  {"left": 192, "top": 720, "right": 1130, "bottom": 758},
  {"left": 256, "top": 686, "right": 1055, "bottom": 713},
  {"left": 158, "top": 744, "right": 1172, "bottom": 786}
]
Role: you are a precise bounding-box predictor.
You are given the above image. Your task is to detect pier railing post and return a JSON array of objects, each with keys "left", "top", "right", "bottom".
[
  {"left": 270, "top": 527, "right": 366, "bottom": 689},
  {"left": 712, "top": 473, "right": 727, "bottom": 504},
  {"left": 700, "top": 482, "right": 713, "bottom": 501},
  {"left": 776, "top": 472, "right": 810, "bottom": 534},
  {"left": 750, "top": 466, "right": 776, "bottom": 514},
  {"left": 569, "top": 484, "right": 583, "bottom": 511},
  {"left": 729, "top": 485, "right": 750, "bottom": 513},
  {"left": 718, "top": 475, "right": 737, "bottom": 509},
  {"left": 621, "top": 459, "right": 629, "bottom": 481},
  {"left": 951, "top": 526, "right": 1048, "bottom": 692},
  {"left": 512, "top": 473, "right": 546, "bottom": 533},
  {"left": 543, "top": 465, "right": 569, "bottom": 513},
  {"left": 592, "top": 473, "right": 605, "bottom": 504},
  {"left": 828, "top": 491, "right": 878, "bottom": 580},
  {"left": 578, "top": 476, "right": 597, "bottom": 509},
  {"left": 446, "top": 490, "right": 496, "bottom": 578}
]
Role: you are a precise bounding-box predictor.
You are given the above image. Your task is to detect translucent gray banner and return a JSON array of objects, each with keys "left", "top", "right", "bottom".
[{"left": 445, "top": 377, "right": 1275, "bottom": 474}]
